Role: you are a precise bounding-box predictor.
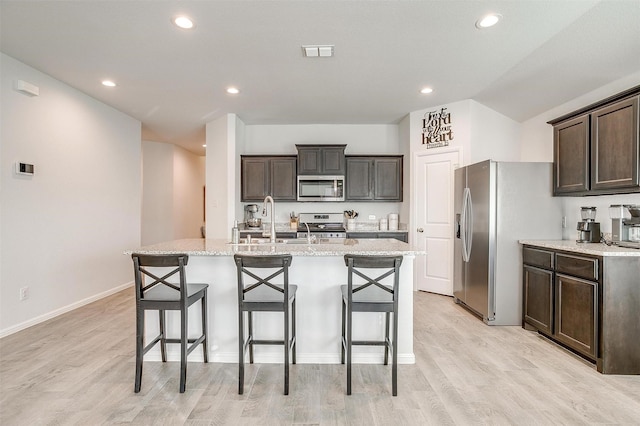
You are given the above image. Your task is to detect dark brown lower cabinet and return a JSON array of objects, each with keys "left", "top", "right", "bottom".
[
  {"left": 523, "top": 265, "right": 553, "bottom": 335},
  {"left": 522, "top": 244, "right": 640, "bottom": 374},
  {"left": 346, "top": 232, "right": 408, "bottom": 243},
  {"left": 554, "top": 273, "right": 597, "bottom": 359}
]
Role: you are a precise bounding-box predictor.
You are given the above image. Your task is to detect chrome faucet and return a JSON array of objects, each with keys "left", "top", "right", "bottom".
[
  {"left": 302, "top": 222, "right": 311, "bottom": 244},
  {"left": 262, "top": 195, "right": 276, "bottom": 243}
]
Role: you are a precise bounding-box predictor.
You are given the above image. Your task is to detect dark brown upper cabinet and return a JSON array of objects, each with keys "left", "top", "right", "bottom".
[
  {"left": 591, "top": 96, "right": 639, "bottom": 191},
  {"left": 553, "top": 115, "right": 590, "bottom": 194},
  {"left": 345, "top": 156, "right": 403, "bottom": 202},
  {"left": 549, "top": 86, "right": 639, "bottom": 196},
  {"left": 296, "top": 144, "right": 346, "bottom": 175},
  {"left": 241, "top": 156, "right": 297, "bottom": 201}
]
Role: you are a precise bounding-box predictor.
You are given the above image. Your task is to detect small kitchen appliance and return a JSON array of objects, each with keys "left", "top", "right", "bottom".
[
  {"left": 297, "top": 176, "right": 345, "bottom": 202},
  {"left": 244, "top": 204, "right": 262, "bottom": 228},
  {"left": 610, "top": 204, "right": 640, "bottom": 249},
  {"left": 297, "top": 213, "right": 346, "bottom": 240},
  {"left": 576, "top": 206, "right": 601, "bottom": 243}
]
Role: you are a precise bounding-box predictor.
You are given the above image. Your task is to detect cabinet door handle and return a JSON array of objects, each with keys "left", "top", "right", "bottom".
[{"left": 417, "top": 228, "right": 424, "bottom": 233}]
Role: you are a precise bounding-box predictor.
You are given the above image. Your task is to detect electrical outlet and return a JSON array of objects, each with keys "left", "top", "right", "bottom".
[
  {"left": 19, "top": 286, "right": 29, "bottom": 301},
  {"left": 562, "top": 216, "right": 567, "bottom": 228},
  {"left": 368, "top": 215, "right": 376, "bottom": 220}
]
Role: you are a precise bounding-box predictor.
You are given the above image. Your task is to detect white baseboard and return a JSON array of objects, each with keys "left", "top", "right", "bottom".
[{"left": 0, "top": 281, "right": 134, "bottom": 339}]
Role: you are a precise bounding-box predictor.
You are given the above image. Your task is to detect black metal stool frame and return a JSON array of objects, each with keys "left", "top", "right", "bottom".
[
  {"left": 132, "top": 253, "right": 209, "bottom": 393},
  {"left": 234, "top": 254, "right": 297, "bottom": 395},
  {"left": 341, "top": 254, "right": 403, "bottom": 396}
]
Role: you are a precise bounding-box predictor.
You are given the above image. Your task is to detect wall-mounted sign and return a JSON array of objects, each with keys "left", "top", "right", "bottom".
[{"left": 422, "top": 107, "right": 454, "bottom": 148}]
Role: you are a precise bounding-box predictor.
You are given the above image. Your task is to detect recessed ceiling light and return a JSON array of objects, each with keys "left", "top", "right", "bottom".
[
  {"left": 102, "top": 80, "right": 116, "bottom": 87},
  {"left": 202, "top": 144, "right": 207, "bottom": 148},
  {"left": 173, "top": 16, "right": 195, "bottom": 29},
  {"left": 420, "top": 87, "right": 433, "bottom": 94},
  {"left": 226, "top": 87, "right": 240, "bottom": 94},
  {"left": 476, "top": 13, "right": 502, "bottom": 29}
]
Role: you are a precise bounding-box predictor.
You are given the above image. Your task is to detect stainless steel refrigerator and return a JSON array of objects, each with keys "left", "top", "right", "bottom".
[{"left": 453, "top": 160, "right": 562, "bottom": 325}]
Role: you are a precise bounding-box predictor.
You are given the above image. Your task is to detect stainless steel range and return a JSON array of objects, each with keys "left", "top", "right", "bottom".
[{"left": 297, "top": 213, "right": 346, "bottom": 239}]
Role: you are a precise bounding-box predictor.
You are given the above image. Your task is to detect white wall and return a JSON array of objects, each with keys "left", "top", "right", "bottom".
[
  {"left": 0, "top": 53, "right": 142, "bottom": 336},
  {"left": 470, "top": 101, "right": 521, "bottom": 163},
  {"left": 520, "top": 71, "right": 640, "bottom": 238},
  {"left": 408, "top": 99, "right": 521, "bottom": 165},
  {"left": 141, "top": 140, "right": 205, "bottom": 245},
  {"left": 240, "top": 124, "right": 405, "bottom": 224},
  {"left": 205, "top": 114, "right": 241, "bottom": 239},
  {"left": 141, "top": 141, "right": 174, "bottom": 245}
]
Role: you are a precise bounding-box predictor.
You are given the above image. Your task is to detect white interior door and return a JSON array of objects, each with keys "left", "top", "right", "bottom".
[{"left": 414, "top": 149, "right": 461, "bottom": 295}]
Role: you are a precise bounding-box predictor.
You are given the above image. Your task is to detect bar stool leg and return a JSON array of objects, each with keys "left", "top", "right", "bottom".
[
  {"left": 248, "top": 311, "right": 254, "bottom": 364},
  {"left": 284, "top": 304, "right": 290, "bottom": 396},
  {"left": 292, "top": 297, "right": 297, "bottom": 364},
  {"left": 180, "top": 306, "right": 188, "bottom": 393},
  {"left": 341, "top": 299, "right": 346, "bottom": 364},
  {"left": 134, "top": 308, "right": 144, "bottom": 393},
  {"left": 346, "top": 306, "right": 352, "bottom": 395},
  {"left": 384, "top": 312, "right": 390, "bottom": 365},
  {"left": 159, "top": 310, "right": 167, "bottom": 362},
  {"left": 392, "top": 310, "right": 398, "bottom": 396},
  {"left": 202, "top": 290, "right": 209, "bottom": 363},
  {"left": 238, "top": 309, "right": 244, "bottom": 395}
]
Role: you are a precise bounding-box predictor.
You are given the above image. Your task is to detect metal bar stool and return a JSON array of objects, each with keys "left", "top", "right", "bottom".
[
  {"left": 131, "top": 253, "right": 209, "bottom": 393},
  {"left": 341, "top": 254, "right": 403, "bottom": 396},
  {"left": 234, "top": 254, "right": 297, "bottom": 395}
]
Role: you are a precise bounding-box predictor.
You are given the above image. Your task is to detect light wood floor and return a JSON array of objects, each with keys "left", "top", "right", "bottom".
[{"left": 1, "top": 288, "right": 639, "bottom": 425}]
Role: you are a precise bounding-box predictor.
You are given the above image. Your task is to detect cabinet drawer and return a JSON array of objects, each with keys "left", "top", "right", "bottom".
[
  {"left": 556, "top": 253, "right": 599, "bottom": 281},
  {"left": 523, "top": 247, "right": 554, "bottom": 270}
]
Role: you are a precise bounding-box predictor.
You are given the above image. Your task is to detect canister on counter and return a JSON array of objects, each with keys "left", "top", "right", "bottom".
[
  {"left": 388, "top": 213, "right": 399, "bottom": 231},
  {"left": 379, "top": 218, "right": 388, "bottom": 231}
]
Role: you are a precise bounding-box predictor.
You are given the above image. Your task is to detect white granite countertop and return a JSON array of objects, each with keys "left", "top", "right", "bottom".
[
  {"left": 519, "top": 240, "right": 640, "bottom": 257},
  {"left": 127, "top": 238, "right": 425, "bottom": 257}
]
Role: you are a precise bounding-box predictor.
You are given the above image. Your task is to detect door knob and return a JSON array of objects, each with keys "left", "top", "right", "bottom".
[{"left": 417, "top": 228, "right": 424, "bottom": 233}]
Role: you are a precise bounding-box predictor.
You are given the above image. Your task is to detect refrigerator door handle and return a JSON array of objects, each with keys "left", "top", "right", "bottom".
[
  {"left": 465, "top": 189, "right": 473, "bottom": 260},
  {"left": 461, "top": 187, "right": 471, "bottom": 262}
]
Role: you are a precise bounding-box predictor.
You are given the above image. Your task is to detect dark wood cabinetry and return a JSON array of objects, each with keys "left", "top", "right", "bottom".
[
  {"left": 523, "top": 247, "right": 599, "bottom": 360},
  {"left": 550, "top": 86, "right": 640, "bottom": 196},
  {"left": 591, "top": 96, "right": 639, "bottom": 191},
  {"left": 522, "top": 244, "right": 640, "bottom": 374},
  {"left": 346, "top": 232, "right": 408, "bottom": 243},
  {"left": 345, "top": 156, "right": 403, "bottom": 201},
  {"left": 554, "top": 272, "right": 598, "bottom": 359},
  {"left": 241, "top": 156, "right": 296, "bottom": 201},
  {"left": 296, "top": 144, "right": 346, "bottom": 175},
  {"left": 553, "top": 115, "right": 590, "bottom": 194}
]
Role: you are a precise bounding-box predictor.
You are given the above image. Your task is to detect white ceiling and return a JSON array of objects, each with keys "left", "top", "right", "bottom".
[{"left": 2, "top": 1, "right": 639, "bottom": 155}]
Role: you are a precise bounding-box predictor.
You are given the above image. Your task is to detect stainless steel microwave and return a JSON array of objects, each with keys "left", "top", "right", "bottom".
[{"left": 297, "top": 175, "right": 345, "bottom": 202}]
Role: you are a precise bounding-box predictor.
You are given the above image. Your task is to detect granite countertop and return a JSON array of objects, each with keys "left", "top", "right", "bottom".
[
  {"left": 127, "top": 238, "right": 425, "bottom": 257},
  {"left": 519, "top": 240, "right": 640, "bottom": 257}
]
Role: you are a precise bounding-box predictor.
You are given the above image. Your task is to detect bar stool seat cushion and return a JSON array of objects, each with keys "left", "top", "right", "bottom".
[
  {"left": 244, "top": 284, "right": 297, "bottom": 303},
  {"left": 341, "top": 284, "right": 392, "bottom": 304},
  {"left": 144, "top": 283, "right": 208, "bottom": 301}
]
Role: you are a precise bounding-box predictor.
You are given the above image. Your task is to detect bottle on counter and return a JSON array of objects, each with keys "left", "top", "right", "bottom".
[
  {"left": 388, "top": 213, "right": 399, "bottom": 231},
  {"left": 231, "top": 220, "right": 240, "bottom": 244}
]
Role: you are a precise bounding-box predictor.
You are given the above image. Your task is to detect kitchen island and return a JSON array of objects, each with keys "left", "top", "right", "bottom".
[
  {"left": 520, "top": 240, "right": 640, "bottom": 374},
  {"left": 127, "top": 238, "right": 423, "bottom": 365}
]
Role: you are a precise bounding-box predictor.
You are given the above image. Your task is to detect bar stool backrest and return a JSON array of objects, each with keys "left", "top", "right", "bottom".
[
  {"left": 132, "top": 253, "right": 189, "bottom": 302},
  {"left": 344, "top": 255, "right": 403, "bottom": 302},
  {"left": 234, "top": 254, "right": 293, "bottom": 304}
]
